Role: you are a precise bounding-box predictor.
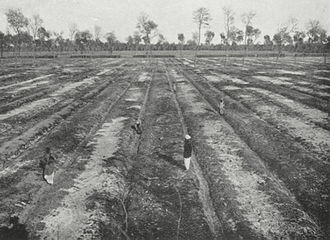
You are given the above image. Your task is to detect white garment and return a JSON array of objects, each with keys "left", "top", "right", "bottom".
[
  {"left": 44, "top": 172, "right": 54, "bottom": 185},
  {"left": 184, "top": 157, "right": 191, "bottom": 170}
]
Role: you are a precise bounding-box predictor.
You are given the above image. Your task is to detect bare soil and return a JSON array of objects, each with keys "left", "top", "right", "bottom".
[{"left": 0, "top": 57, "right": 329, "bottom": 239}]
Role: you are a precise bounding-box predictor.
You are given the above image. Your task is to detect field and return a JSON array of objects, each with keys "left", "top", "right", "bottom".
[{"left": 0, "top": 56, "right": 329, "bottom": 239}]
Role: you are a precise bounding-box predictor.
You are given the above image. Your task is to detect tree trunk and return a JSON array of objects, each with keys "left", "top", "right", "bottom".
[
  {"left": 180, "top": 43, "right": 183, "bottom": 57},
  {"left": 225, "top": 43, "right": 228, "bottom": 66},
  {"left": 33, "top": 41, "right": 36, "bottom": 63},
  {"left": 243, "top": 26, "right": 247, "bottom": 65},
  {"left": 17, "top": 36, "right": 21, "bottom": 57},
  {"left": 276, "top": 44, "right": 282, "bottom": 63},
  {"left": 198, "top": 24, "right": 201, "bottom": 47},
  {"left": 149, "top": 40, "right": 151, "bottom": 58},
  {"left": 194, "top": 23, "right": 202, "bottom": 66},
  {"left": 146, "top": 34, "right": 152, "bottom": 64}
]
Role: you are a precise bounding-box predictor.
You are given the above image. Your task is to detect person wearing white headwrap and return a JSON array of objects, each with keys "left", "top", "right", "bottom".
[{"left": 183, "top": 134, "right": 192, "bottom": 170}]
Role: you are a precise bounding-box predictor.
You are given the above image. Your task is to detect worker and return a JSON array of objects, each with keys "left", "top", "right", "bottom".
[
  {"left": 219, "top": 98, "right": 225, "bottom": 115},
  {"left": 131, "top": 119, "right": 142, "bottom": 135},
  {"left": 40, "top": 147, "right": 56, "bottom": 185},
  {"left": 183, "top": 134, "right": 192, "bottom": 170}
]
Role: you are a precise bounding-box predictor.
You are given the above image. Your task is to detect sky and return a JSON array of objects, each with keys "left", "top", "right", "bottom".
[{"left": 0, "top": 0, "right": 329, "bottom": 43}]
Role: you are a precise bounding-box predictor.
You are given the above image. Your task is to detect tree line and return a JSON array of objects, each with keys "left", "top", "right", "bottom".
[{"left": 0, "top": 7, "right": 329, "bottom": 57}]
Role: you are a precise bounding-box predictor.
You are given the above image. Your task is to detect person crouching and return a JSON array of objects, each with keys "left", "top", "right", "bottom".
[
  {"left": 131, "top": 119, "right": 142, "bottom": 135},
  {"left": 183, "top": 134, "right": 192, "bottom": 170}
]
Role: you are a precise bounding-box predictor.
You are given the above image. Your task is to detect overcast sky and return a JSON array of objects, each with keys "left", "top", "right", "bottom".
[{"left": 0, "top": 0, "right": 329, "bottom": 43}]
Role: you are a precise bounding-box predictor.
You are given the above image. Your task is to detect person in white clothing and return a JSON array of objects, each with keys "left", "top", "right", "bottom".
[{"left": 183, "top": 134, "right": 192, "bottom": 170}]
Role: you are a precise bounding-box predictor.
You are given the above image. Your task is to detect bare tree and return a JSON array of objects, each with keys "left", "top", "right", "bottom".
[
  {"left": 241, "top": 11, "right": 256, "bottom": 47},
  {"left": 221, "top": 7, "right": 237, "bottom": 64},
  {"left": 192, "top": 32, "right": 199, "bottom": 45},
  {"left": 222, "top": 7, "right": 234, "bottom": 45},
  {"left": 5, "top": 8, "right": 29, "bottom": 56},
  {"left": 93, "top": 25, "right": 102, "bottom": 51},
  {"left": 137, "top": 12, "right": 158, "bottom": 59},
  {"left": 53, "top": 31, "right": 64, "bottom": 51},
  {"left": 306, "top": 20, "right": 326, "bottom": 43},
  {"left": 29, "top": 14, "right": 43, "bottom": 41},
  {"left": 75, "top": 30, "right": 93, "bottom": 53},
  {"left": 273, "top": 18, "right": 298, "bottom": 60},
  {"left": 126, "top": 35, "right": 134, "bottom": 50},
  {"left": 94, "top": 25, "right": 101, "bottom": 40},
  {"left": 306, "top": 20, "right": 327, "bottom": 63},
  {"left": 29, "top": 14, "right": 43, "bottom": 59},
  {"left": 106, "top": 31, "right": 116, "bottom": 54},
  {"left": 178, "top": 33, "right": 185, "bottom": 56},
  {"left": 133, "top": 31, "right": 141, "bottom": 52},
  {"left": 292, "top": 31, "right": 306, "bottom": 61},
  {"left": 193, "top": 7, "right": 211, "bottom": 62},
  {"left": 69, "top": 23, "right": 78, "bottom": 41},
  {"left": 288, "top": 17, "right": 298, "bottom": 34},
  {"left": 0, "top": 31, "right": 5, "bottom": 58},
  {"left": 156, "top": 34, "right": 166, "bottom": 50},
  {"left": 241, "top": 12, "right": 261, "bottom": 64},
  {"left": 273, "top": 28, "right": 292, "bottom": 60}
]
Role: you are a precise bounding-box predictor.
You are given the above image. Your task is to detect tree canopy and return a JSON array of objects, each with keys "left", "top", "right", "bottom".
[
  {"left": 0, "top": 7, "right": 328, "bottom": 56},
  {"left": 6, "top": 9, "right": 29, "bottom": 35}
]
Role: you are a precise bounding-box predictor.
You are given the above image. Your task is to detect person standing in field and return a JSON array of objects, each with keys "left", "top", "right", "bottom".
[
  {"left": 219, "top": 98, "right": 225, "bottom": 115},
  {"left": 172, "top": 78, "right": 177, "bottom": 93},
  {"left": 40, "top": 147, "right": 56, "bottom": 185},
  {"left": 39, "top": 148, "right": 48, "bottom": 178},
  {"left": 183, "top": 134, "right": 192, "bottom": 170}
]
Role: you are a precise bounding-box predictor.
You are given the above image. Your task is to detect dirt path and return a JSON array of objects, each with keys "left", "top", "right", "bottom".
[
  {"left": 0, "top": 69, "right": 130, "bottom": 176},
  {"left": 191, "top": 63, "right": 330, "bottom": 161},
  {"left": 166, "top": 63, "right": 320, "bottom": 239},
  {"left": 0, "top": 74, "right": 54, "bottom": 91},
  {"left": 165, "top": 64, "right": 222, "bottom": 238},
  {"left": 120, "top": 62, "right": 216, "bottom": 239},
  {"left": 36, "top": 67, "right": 151, "bottom": 239},
  {"left": 0, "top": 65, "right": 142, "bottom": 232},
  {"left": 171, "top": 59, "right": 329, "bottom": 237},
  {"left": 0, "top": 58, "right": 328, "bottom": 239},
  {"left": 215, "top": 85, "right": 330, "bottom": 161},
  {"left": 186, "top": 58, "right": 330, "bottom": 113},
  {"left": 39, "top": 116, "right": 128, "bottom": 239},
  {"left": 23, "top": 63, "right": 219, "bottom": 239}
]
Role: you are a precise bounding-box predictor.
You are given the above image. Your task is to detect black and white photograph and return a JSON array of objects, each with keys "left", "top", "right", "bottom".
[{"left": 0, "top": 0, "right": 329, "bottom": 239}]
